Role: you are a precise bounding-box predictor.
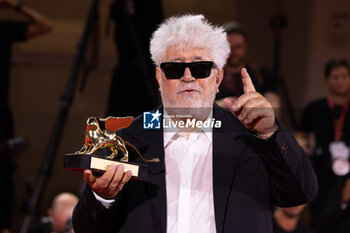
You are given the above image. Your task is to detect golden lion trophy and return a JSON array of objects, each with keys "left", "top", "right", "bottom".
[{"left": 63, "top": 116, "right": 159, "bottom": 180}]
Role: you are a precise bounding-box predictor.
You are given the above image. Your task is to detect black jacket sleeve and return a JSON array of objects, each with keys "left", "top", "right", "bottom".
[
  {"left": 72, "top": 186, "right": 112, "bottom": 233},
  {"left": 252, "top": 121, "right": 318, "bottom": 206}
]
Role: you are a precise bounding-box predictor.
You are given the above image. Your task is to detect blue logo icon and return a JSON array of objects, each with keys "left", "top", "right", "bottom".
[{"left": 143, "top": 110, "right": 162, "bottom": 129}]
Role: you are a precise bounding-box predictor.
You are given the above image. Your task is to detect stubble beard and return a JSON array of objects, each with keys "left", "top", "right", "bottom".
[{"left": 161, "top": 85, "right": 216, "bottom": 121}]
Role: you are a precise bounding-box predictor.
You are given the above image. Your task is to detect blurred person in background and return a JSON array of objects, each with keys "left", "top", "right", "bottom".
[
  {"left": 0, "top": 0, "right": 53, "bottom": 232},
  {"left": 300, "top": 59, "right": 350, "bottom": 225},
  {"left": 313, "top": 177, "right": 350, "bottom": 233},
  {"left": 28, "top": 192, "right": 78, "bottom": 233},
  {"left": 107, "top": 0, "right": 163, "bottom": 117},
  {"left": 273, "top": 205, "right": 314, "bottom": 233},
  {"left": 215, "top": 22, "right": 280, "bottom": 117}
]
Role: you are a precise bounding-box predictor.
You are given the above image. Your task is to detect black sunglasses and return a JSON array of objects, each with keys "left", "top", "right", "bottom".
[{"left": 160, "top": 61, "right": 217, "bottom": 79}]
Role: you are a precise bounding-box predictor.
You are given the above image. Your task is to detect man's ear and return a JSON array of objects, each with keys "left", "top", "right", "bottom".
[
  {"left": 215, "top": 68, "right": 224, "bottom": 93},
  {"left": 155, "top": 67, "right": 162, "bottom": 92}
]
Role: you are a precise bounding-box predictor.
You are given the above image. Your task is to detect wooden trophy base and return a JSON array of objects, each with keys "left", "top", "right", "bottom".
[{"left": 63, "top": 154, "right": 148, "bottom": 180}]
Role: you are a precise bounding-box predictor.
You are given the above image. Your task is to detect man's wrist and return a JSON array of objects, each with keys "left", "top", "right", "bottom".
[
  {"left": 93, "top": 191, "right": 116, "bottom": 209},
  {"left": 255, "top": 123, "right": 279, "bottom": 140}
]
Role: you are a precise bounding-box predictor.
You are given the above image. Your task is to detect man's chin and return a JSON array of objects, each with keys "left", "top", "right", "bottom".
[
  {"left": 162, "top": 93, "right": 216, "bottom": 113},
  {"left": 172, "top": 100, "right": 209, "bottom": 109}
]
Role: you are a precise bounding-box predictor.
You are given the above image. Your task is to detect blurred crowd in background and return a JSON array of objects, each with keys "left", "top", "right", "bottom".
[{"left": 1, "top": 0, "right": 350, "bottom": 232}]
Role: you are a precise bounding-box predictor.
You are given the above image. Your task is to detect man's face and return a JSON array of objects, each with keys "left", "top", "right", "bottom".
[
  {"left": 49, "top": 205, "right": 75, "bottom": 232},
  {"left": 156, "top": 47, "right": 223, "bottom": 110},
  {"left": 227, "top": 33, "right": 247, "bottom": 68},
  {"left": 326, "top": 66, "right": 350, "bottom": 96}
]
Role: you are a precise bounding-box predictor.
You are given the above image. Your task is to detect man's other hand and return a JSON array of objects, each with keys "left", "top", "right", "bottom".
[{"left": 84, "top": 164, "right": 132, "bottom": 199}]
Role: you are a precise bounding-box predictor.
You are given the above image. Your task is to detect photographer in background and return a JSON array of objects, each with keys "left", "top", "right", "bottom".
[{"left": 300, "top": 59, "right": 350, "bottom": 225}]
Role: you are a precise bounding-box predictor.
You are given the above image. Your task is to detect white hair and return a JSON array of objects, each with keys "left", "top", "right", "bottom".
[{"left": 150, "top": 14, "right": 230, "bottom": 69}]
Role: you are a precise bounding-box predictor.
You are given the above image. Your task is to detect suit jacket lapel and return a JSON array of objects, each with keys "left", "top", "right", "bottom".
[
  {"left": 129, "top": 108, "right": 167, "bottom": 233},
  {"left": 212, "top": 104, "right": 246, "bottom": 233}
]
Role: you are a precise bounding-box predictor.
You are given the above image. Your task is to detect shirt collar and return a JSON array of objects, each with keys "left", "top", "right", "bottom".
[{"left": 163, "top": 108, "right": 213, "bottom": 147}]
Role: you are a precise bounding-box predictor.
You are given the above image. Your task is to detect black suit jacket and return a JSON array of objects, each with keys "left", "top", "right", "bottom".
[{"left": 73, "top": 105, "right": 317, "bottom": 233}]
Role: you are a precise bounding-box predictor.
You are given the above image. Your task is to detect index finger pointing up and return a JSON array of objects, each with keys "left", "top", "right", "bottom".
[{"left": 241, "top": 68, "right": 256, "bottom": 93}]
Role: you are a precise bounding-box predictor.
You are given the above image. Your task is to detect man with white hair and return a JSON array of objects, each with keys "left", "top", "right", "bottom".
[{"left": 73, "top": 14, "right": 317, "bottom": 233}]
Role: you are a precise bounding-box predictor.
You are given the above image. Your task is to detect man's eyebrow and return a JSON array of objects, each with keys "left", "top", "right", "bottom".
[
  {"left": 169, "top": 58, "right": 183, "bottom": 62},
  {"left": 193, "top": 56, "right": 204, "bottom": 60},
  {"left": 168, "top": 56, "right": 205, "bottom": 62}
]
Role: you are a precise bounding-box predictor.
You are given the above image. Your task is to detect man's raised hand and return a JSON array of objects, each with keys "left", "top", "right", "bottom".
[{"left": 224, "top": 68, "right": 278, "bottom": 139}]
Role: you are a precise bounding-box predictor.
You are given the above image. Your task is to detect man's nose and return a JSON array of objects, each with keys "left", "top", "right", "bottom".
[{"left": 181, "top": 67, "right": 195, "bottom": 82}]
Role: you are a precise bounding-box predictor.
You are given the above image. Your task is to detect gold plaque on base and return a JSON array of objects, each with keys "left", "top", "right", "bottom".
[{"left": 63, "top": 154, "right": 148, "bottom": 180}]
